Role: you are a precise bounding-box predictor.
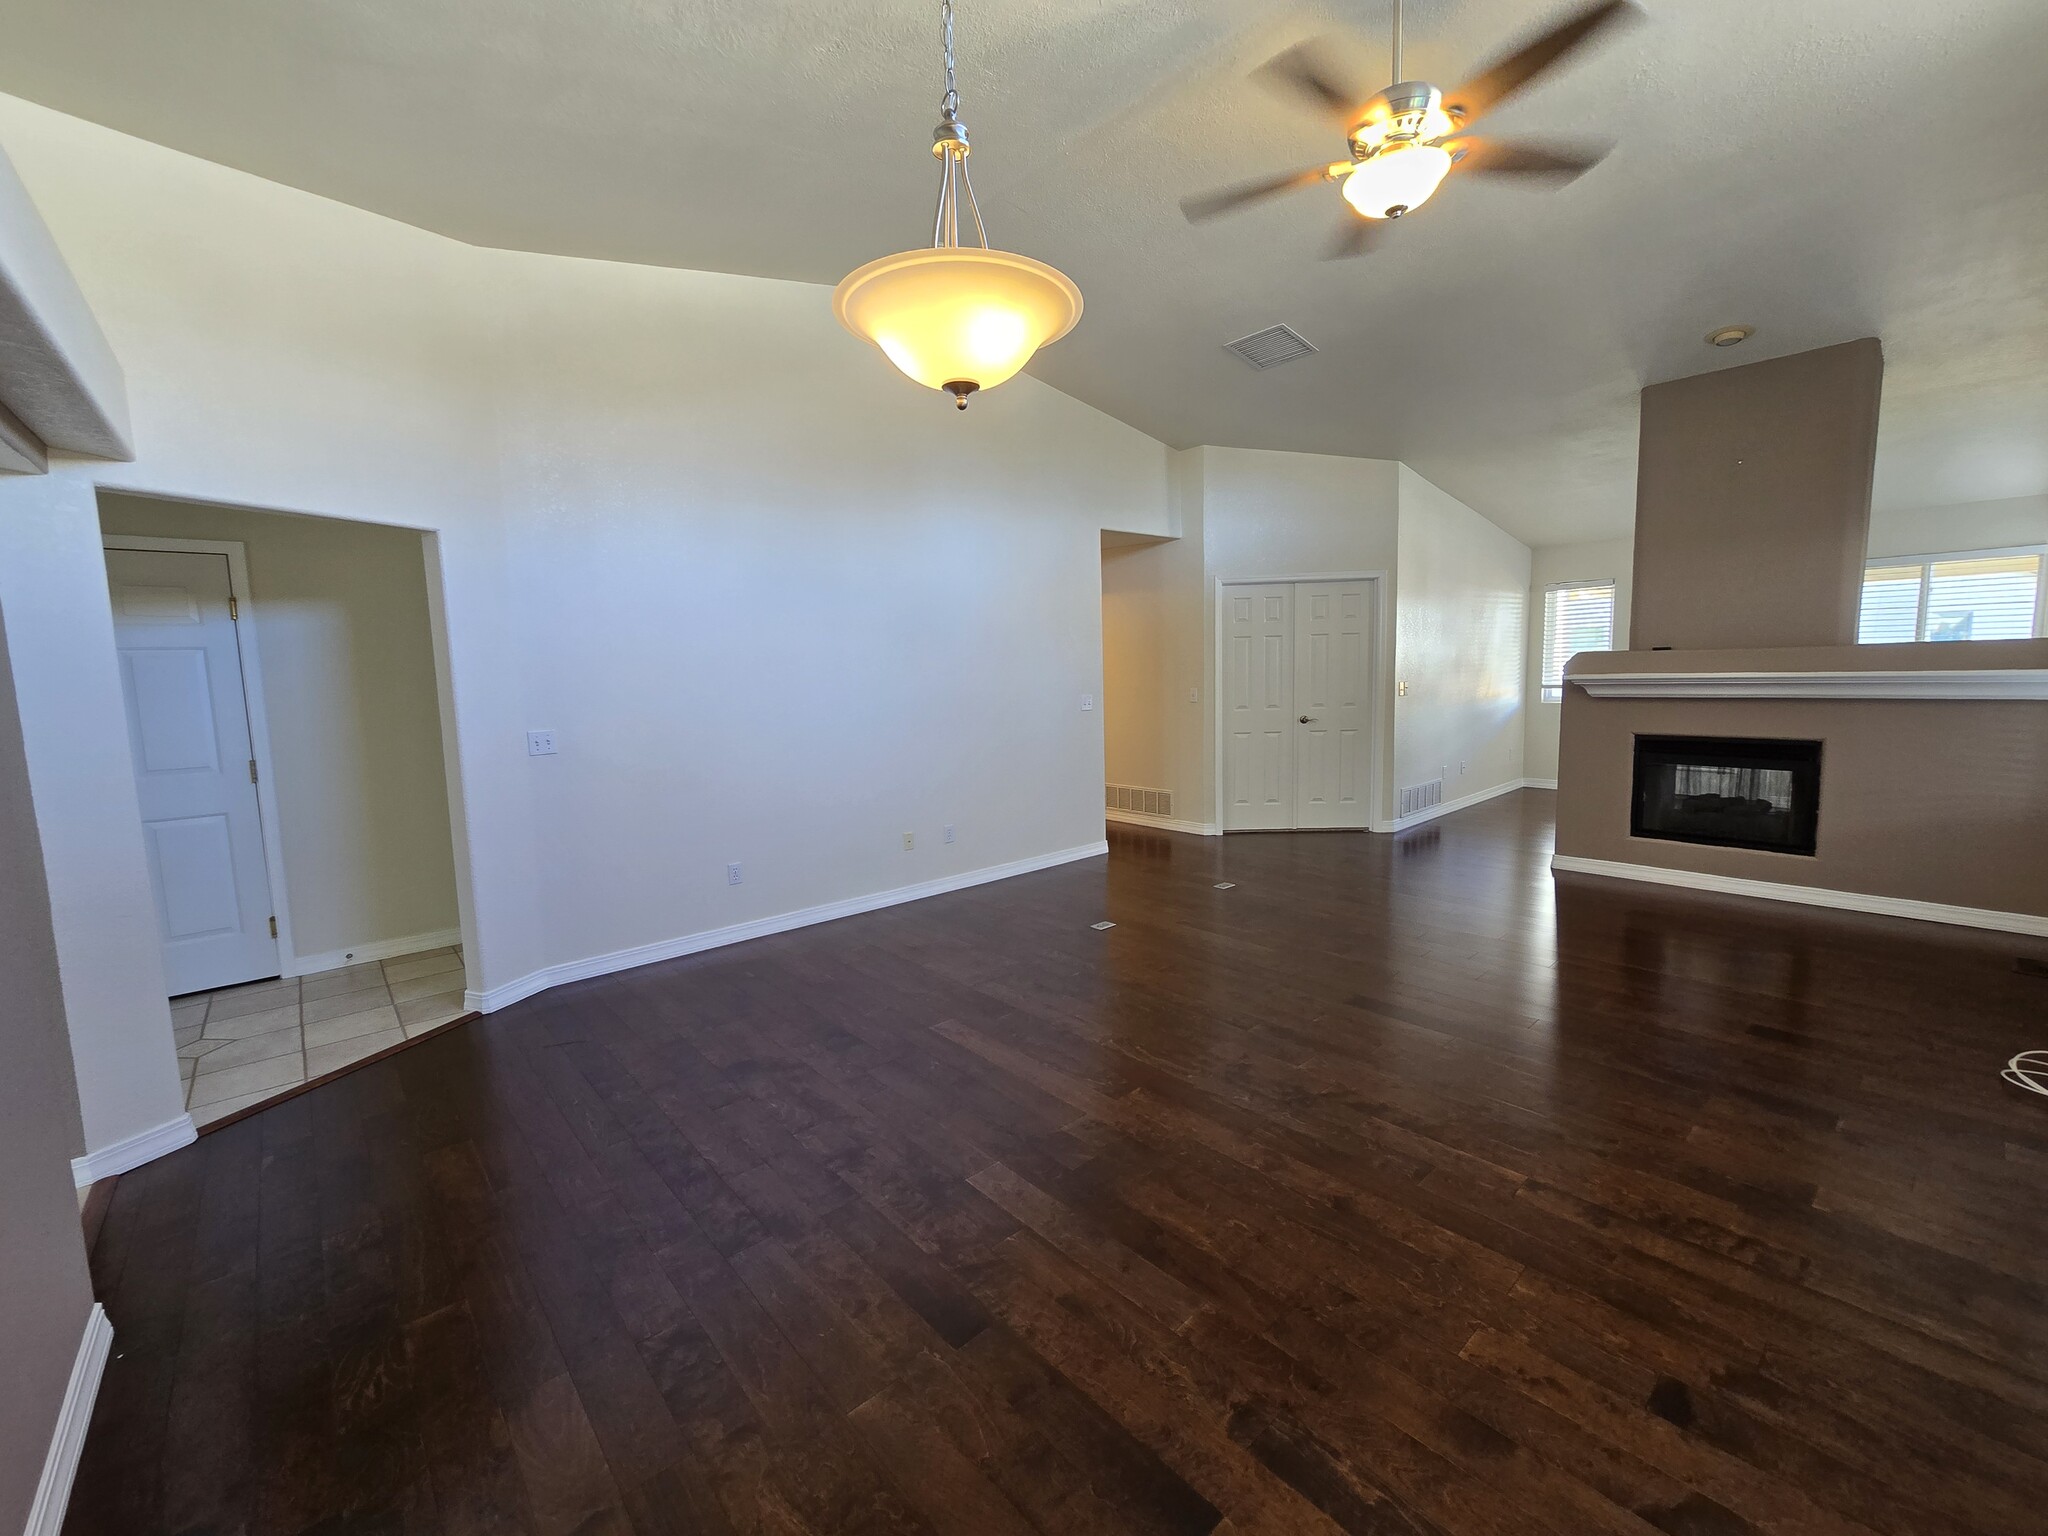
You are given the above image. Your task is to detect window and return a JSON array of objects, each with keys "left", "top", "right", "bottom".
[
  {"left": 1540, "top": 580, "right": 1616, "bottom": 701},
  {"left": 1857, "top": 549, "right": 2045, "bottom": 644}
]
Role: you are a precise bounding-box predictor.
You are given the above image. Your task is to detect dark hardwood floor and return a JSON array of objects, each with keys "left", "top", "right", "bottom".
[{"left": 68, "top": 791, "right": 2048, "bottom": 1536}]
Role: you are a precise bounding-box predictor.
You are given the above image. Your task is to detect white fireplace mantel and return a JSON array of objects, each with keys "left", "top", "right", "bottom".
[{"left": 1569, "top": 668, "right": 2048, "bottom": 701}]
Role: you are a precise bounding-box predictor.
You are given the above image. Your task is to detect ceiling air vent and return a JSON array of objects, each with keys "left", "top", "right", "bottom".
[{"left": 1224, "top": 324, "right": 1317, "bottom": 371}]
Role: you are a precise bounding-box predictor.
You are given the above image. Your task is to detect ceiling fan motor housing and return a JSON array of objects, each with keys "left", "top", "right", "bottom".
[{"left": 1351, "top": 80, "right": 1455, "bottom": 156}]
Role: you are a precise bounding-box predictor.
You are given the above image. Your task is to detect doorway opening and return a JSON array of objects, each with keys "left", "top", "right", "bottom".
[
  {"left": 99, "top": 492, "right": 466, "bottom": 1127},
  {"left": 1216, "top": 576, "right": 1384, "bottom": 832}
]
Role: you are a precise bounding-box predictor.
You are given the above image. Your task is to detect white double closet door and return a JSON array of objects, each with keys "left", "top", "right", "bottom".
[{"left": 1222, "top": 580, "right": 1374, "bottom": 831}]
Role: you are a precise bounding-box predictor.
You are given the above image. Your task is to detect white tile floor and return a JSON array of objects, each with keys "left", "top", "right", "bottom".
[{"left": 171, "top": 945, "right": 468, "bottom": 1128}]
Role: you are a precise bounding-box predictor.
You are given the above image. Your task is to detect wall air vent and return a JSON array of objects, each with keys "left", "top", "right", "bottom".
[
  {"left": 1107, "top": 784, "right": 1174, "bottom": 818},
  {"left": 1398, "top": 779, "right": 1444, "bottom": 818},
  {"left": 1223, "top": 324, "right": 1318, "bottom": 371}
]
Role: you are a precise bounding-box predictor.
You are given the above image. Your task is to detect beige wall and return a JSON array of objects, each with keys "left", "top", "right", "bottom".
[
  {"left": 1523, "top": 537, "right": 1634, "bottom": 783},
  {"left": 1100, "top": 538, "right": 1173, "bottom": 794},
  {"left": 98, "top": 495, "right": 459, "bottom": 965},
  {"left": 1634, "top": 339, "right": 1881, "bottom": 650},
  {"left": 0, "top": 604, "right": 96, "bottom": 1532},
  {"left": 1554, "top": 640, "right": 2048, "bottom": 918},
  {"left": 1100, "top": 453, "right": 1209, "bottom": 810}
]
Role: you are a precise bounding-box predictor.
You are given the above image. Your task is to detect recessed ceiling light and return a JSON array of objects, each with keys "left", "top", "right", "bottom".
[{"left": 1705, "top": 324, "right": 1754, "bottom": 348}]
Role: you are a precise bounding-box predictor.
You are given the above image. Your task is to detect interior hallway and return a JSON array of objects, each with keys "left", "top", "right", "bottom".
[
  {"left": 172, "top": 945, "right": 468, "bottom": 1127},
  {"left": 67, "top": 793, "right": 2048, "bottom": 1535}
]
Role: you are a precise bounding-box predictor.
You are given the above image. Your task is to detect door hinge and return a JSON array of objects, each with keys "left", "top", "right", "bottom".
[
  {"left": 269, "top": 915, "right": 277, "bottom": 938},
  {"left": 249, "top": 758, "right": 259, "bottom": 784},
  {"left": 229, "top": 595, "right": 238, "bottom": 621}
]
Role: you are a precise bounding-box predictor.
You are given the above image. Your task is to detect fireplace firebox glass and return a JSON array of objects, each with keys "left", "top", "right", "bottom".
[{"left": 1630, "top": 735, "right": 1821, "bottom": 856}]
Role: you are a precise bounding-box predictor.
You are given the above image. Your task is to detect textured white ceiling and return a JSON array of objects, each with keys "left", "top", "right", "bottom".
[{"left": 2, "top": 0, "right": 2044, "bottom": 544}]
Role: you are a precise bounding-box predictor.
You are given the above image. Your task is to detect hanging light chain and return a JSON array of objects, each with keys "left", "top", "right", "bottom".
[
  {"left": 940, "top": 0, "right": 959, "bottom": 123},
  {"left": 928, "top": 0, "right": 988, "bottom": 252}
]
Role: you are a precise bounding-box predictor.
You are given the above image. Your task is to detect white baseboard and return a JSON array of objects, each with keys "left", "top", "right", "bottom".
[
  {"left": 1372, "top": 777, "right": 1534, "bottom": 833},
  {"left": 1550, "top": 854, "right": 2048, "bottom": 937},
  {"left": 71, "top": 1112, "right": 195, "bottom": 1187},
  {"left": 1106, "top": 808, "right": 1220, "bottom": 836},
  {"left": 23, "top": 1303, "right": 112, "bottom": 1536},
  {"left": 1522, "top": 777, "right": 1559, "bottom": 791},
  {"left": 287, "top": 925, "right": 462, "bottom": 977},
  {"left": 466, "top": 840, "right": 1110, "bottom": 1015}
]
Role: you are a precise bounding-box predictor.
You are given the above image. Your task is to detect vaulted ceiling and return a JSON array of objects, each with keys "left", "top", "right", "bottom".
[{"left": 3, "top": 0, "right": 2043, "bottom": 544}]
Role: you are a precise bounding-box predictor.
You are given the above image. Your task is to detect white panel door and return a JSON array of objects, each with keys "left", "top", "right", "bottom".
[
  {"left": 1222, "top": 583, "right": 1295, "bottom": 830},
  {"left": 1293, "top": 581, "right": 1373, "bottom": 829},
  {"left": 107, "top": 548, "right": 279, "bottom": 994}
]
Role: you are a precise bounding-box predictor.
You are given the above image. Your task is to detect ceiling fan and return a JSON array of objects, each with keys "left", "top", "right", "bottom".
[{"left": 1182, "top": 0, "right": 1641, "bottom": 258}]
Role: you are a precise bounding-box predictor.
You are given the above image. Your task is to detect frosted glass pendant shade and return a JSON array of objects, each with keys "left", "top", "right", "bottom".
[
  {"left": 1341, "top": 141, "right": 1453, "bottom": 219},
  {"left": 833, "top": 247, "right": 1082, "bottom": 399}
]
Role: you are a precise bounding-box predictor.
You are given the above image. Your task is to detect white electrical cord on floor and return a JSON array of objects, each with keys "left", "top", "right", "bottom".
[{"left": 2004, "top": 1051, "right": 2048, "bottom": 1097}]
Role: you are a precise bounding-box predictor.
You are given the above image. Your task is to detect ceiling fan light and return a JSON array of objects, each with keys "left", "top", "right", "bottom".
[
  {"left": 834, "top": 248, "right": 1082, "bottom": 395},
  {"left": 1341, "top": 141, "right": 1454, "bottom": 220}
]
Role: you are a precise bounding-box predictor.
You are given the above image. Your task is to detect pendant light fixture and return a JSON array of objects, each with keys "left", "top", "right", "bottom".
[{"left": 833, "top": 0, "right": 1081, "bottom": 410}]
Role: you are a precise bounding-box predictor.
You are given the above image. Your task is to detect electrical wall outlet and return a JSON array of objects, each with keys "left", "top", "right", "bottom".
[
  {"left": 1080, "top": 694, "right": 1095, "bottom": 712},
  {"left": 902, "top": 832, "right": 915, "bottom": 850},
  {"left": 526, "top": 729, "right": 557, "bottom": 756},
  {"left": 943, "top": 824, "right": 955, "bottom": 844},
  {"left": 726, "top": 862, "right": 742, "bottom": 885}
]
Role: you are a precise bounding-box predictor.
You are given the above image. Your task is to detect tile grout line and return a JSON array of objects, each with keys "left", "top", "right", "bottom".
[{"left": 181, "top": 947, "right": 466, "bottom": 1125}]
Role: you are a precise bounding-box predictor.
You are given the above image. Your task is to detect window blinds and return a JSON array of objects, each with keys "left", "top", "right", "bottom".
[
  {"left": 1540, "top": 581, "right": 1616, "bottom": 700},
  {"left": 1858, "top": 551, "right": 2043, "bottom": 644}
]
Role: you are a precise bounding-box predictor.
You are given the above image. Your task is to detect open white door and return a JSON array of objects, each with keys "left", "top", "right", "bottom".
[{"left": 106, "top": 547, "right": 279, "bottom": 994}]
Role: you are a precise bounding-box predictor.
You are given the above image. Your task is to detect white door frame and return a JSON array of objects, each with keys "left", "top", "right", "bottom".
[
  {"left": 1212, "top": 572, "right": 1389, "bottom": 833},
  {"left": 102, "top": 534, "right": 301, "bottom": 976}
]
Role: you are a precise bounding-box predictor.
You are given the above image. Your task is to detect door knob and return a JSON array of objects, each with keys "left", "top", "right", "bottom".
[{"left": 1299, "top": 715, "right": 1317, "bottom": 724}]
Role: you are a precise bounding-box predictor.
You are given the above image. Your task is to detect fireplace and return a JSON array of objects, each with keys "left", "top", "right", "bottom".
[{"left": 1630, "top": 735, "right": 1821, "bottom": 856}]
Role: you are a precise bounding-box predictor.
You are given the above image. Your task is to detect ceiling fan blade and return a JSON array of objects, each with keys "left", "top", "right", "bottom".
[
  {"left": 1323, "top": 217, "right": 1383, "bottom": 261},
  {"left": 1443, "top": 0, "right": 1641, "bottom": 126},
  {"left": 1448, "top": 136, "right": 1610, "bottom": 183},
  {"left": 1254, "top": 39, "right": 1368, "bottom": 124},
  {"left": 1180, "top": 164, "right": 1332, "bottom": 223}
]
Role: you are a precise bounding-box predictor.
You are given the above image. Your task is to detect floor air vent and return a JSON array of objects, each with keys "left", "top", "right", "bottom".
[
  {"left": 1398, "top": 779, "right": 1444, "bottom": 818},
  {"left": 1107, "top": 783, "right": 1174, "bottom": 818},
  {"left": 1224, "top": 324, "right": 1317, "bottom": 370}
]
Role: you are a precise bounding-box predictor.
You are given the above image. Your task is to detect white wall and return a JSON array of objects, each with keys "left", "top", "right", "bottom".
[
  {"left": 1522, "top": 536, "right": 1634, "bottom": 785},
  {"left": 1393, "top": 467, "right": 1531, "bottom": 811},
  {"left": 0, "top": 92, "right": 1168, "bottom": 1168},
  {"left": 1867, "top": 492, "right": 2048, "bottom": 559},
  {"left": 0, "top": 471, "right": 188, "bottom": 1161},
  {"left": 1098, "top": 448, "right": 1535, "bottom": 830},
  {"left": 97, "top": 495, "right": 461, "bottom": 966},
  {"left": 1199, "top": 446, "right": 1400, "bottom": 580}
]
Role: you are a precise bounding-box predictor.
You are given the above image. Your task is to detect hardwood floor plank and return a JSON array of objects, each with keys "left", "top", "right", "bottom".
[{"left": 64, "top": 795, "right": 2048, "bottom": 1536}]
